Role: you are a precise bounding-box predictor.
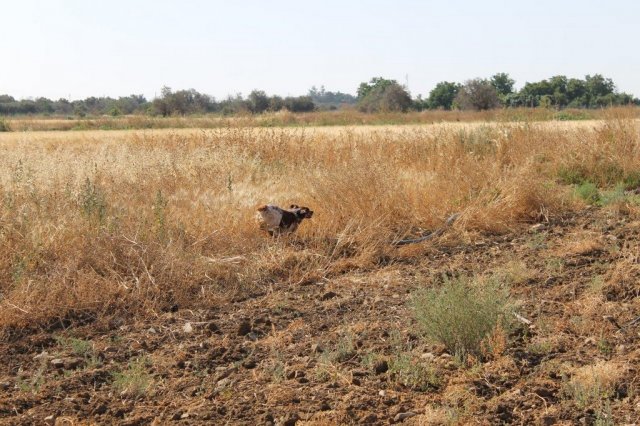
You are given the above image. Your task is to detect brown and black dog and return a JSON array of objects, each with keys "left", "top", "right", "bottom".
[{"left": 257, "top": 204, "right": 314, "bottom": 236}]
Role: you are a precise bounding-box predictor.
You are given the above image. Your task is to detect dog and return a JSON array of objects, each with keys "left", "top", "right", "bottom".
[{"left": 257, "top": 204, "right": 314, "bottom": 236}]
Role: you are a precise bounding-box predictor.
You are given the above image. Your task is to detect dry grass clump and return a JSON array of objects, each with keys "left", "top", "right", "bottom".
[
  {"left": 0, "top": 119, "right": 638, "bottom": 330},
  {"left": 564, "top": 361, "right": 627, "bottom": 410}
]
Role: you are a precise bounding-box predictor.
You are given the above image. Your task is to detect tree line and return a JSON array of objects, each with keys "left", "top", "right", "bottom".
[{"left": 0, "top": 73, "right": 637, "bottom": 117}]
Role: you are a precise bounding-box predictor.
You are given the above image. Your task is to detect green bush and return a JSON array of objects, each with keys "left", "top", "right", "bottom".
[
  {"left": 0, "top": 118, "right": 10, "bottom": 132},
  {"left": 410, "top": 275, "right": 512, "bottom": 360},
  {"left": 575, "top": 181, "right": 601, "bottom": 205}
]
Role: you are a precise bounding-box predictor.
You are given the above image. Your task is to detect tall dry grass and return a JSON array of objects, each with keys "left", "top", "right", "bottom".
[
  {"left": 0, "top": 119, "right": 639, "bottom": 330},
  {"left": 6, "top": 106, "right": 639, "bottom": 132}
]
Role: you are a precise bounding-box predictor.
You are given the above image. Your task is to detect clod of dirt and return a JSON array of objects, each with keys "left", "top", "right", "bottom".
[
  {"left": 206, "top": 322, "right": 219, "bottom": 333},
  {"left": 374, "top": 360, "right": 389, "bottom": 374},
  {"left": 242, "top": 359, "right": 257, "bottom": 369},
  {"left": 394, "top": 411, "right": 417, "bottom": 422},
  {"left": 64, "top": 358, "right": 83, "bottom": 369},
  {"left": 320, "top": 291, "right": 338, "bottom": 301},
  {"left": 50, "top": 359, "right": 65, "bottom": 369},
  {"left": 237, "top": 320, "right": 252, "bottom": 336},
  {"left": 281, "top": 412, "right": 300, "bottom": 426},
  {"left": 361, "top": 412, "right": 378, "bottom": 423}
]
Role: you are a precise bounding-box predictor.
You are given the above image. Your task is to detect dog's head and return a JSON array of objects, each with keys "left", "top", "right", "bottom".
[{"left": 293, "top": 206, "right": 313, "bottom": 220}]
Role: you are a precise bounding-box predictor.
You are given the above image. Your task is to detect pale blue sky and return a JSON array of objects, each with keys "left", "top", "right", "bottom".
[{"left": 1, "top": 0, "right": 638, "bottom": 100}]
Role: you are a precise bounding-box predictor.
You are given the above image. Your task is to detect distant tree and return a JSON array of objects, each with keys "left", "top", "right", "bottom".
[
  {"left": 427, "top": 81, "right": 461, "bottom": 110},
  {"left": 54, "top": 98, "right": 73, "bottom": 115},
  {"left": 268, "top": 95, "right": 285, "bottom": 112},
  {"left": 73, "top": 103, "right": 88, "bottom": 117},
  {"left": 490, "top": 73, "right": 515, "bottom": 106},
  {"left": 357, "top": 78, "right": 412, "bottom": 112},
  {"left": 247, "top": 90, "right": 270, "bottom": 114},
  {"left": 35, "top": 98, "right": 55, "bottom": 114},
  {"left": 357, "top": 77, "right": 396, "bottom": 101},
  {"left": 585, "top": 74, "right": 615, "bottom": 98},
  {"left": 455, "top": 79, "right": 500, "bottom": 110},
  {"left": 566, "top": 78, "right": 588, "bottom": 107},
  {"left": 308, "top": 85, "right": 356, "bottom": 108},
  {"left": 219, "top": 94, "right": 249, "bottom": 115},
  {"left": 152, "top": 87, "right": 215, "bottom": 116},
  {"left": 283, "top": 96, "right": 315, "bottom": 112},
  {"left": 490, "top": 73, "right": 515, "bottom": 97}
]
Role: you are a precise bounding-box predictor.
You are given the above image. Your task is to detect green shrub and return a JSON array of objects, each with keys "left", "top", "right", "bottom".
[
  {"left": 410, "top": 275, "right": 512, "bottom": 360},
  {"left": 389, "top": 353, "right": 440, "bottom": 391},
  {"left": 0, "top": 118, "right": 10, "bottom": 132},
  {"left": 558, "top": 166, "right": 587, "bottom": 185},
  {"left": 112, "top": 358, "right": 153, "bottom": 397},
  {"left": 553, "top": 110, "right": 590, "bottom": 121},
  {"left": 575, "top": 181, "right": 601, "bottom": 204},
  {"left": 79, "top": 178, "right": 108, "bottom": 223}
]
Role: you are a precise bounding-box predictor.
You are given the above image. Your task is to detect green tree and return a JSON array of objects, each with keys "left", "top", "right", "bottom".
[
  {"left": 283, "top": 96, "right": 315, "bottom": 112},
  {"left": 427, "top": 81, "right": 461, "bottom": 110},
  {"left": 357, "top": 77, "right": 396, "bottom": 100},
  {"left": 247, "top": 90, "right": 270, "bottom": 114},
  {"left": 490, "top": 73, "right": 515, "bottom": 100}
]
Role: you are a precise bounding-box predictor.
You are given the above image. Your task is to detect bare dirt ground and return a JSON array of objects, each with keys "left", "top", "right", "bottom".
[{"left": 1, "top": 206, "right": 639, "bottom": 425}]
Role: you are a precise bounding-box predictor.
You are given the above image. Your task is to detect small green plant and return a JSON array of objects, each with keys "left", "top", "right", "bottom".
[
  {"left": 554, "top": 110, "right": 590, "bottom": 121},
  {"left": 56, "top": 336, "right": 93, "bottom": 357},
  {"left": 527, "top": 232, "right": 548, "bottom": 250},
  {"left": 315, "top": 352, "right": 334, "bottom": 382},
  {"left": 545, "top": 257, "right": 565, "bottom": 275},
  {"left": 557, "top": 166, "right": 587, "bottom": 185},
  {"left": 226, "top": 173, "right": 233, "bottom": 192},
  {"left": 16, "top": 365, "right": 46, "bottom": 394},
  {"left": 388, "top": 353, "right": 440, "bottom": 391},
  {"left": 55, "top": 336, "right": 101, "bottom": 368},
  {"left": 599, "top": 183, "right": 626, "bottom": 206},
  {"left": 622, "top": 171, "right": 640, "bottom": 190},
  {"left": 152, "top": 190, "right": 168, "bottom": 240},
  {"left": 79, "top": 178, "right": 107, "bottom": 223},
  {"left": 597, "top": 339, "right": 613, "bottom": 357},
  {"left": 360, "top": 352, "right": 381, "bottom": 370},
  {"left": 594, "top": 401, "right": 614, "bottom": 426},
  {"left": 330, "top": 333, "right": 356, "bottom": 363},
  {"left": 0, "top": 118, "right": 11, "bottom": 132},
  {"left": 411, "top": 274, "right": 512, "bottom": 360},
  {"left": 112, "top": 357, "right": 153, "bottom": 397},
  {"left": 563, "top": 362, "right": 623, "bottom": 412},
  {"left": 263, "top": 350, "right": 286, "bottom": 383},
  {"left": 527, "top": 339, "right": 553, "bottom": 356},
  {"left": 575, "top": 181, "right": 601, "bottom": 204},
  {"left": 588, "top": 275, "right": 606, "bottom": 295}
]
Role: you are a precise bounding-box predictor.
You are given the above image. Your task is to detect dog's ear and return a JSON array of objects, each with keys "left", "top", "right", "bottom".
[{"left": 290, "top": 204, "right": 299, "bottom": 209}]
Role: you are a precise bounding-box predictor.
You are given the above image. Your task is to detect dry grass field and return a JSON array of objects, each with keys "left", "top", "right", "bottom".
[
  {"left": 1, "top": 114, "right": 640, "bottom": 424},
  {"left": 4, "top": 106, "right": 639, "bottom": 132}
]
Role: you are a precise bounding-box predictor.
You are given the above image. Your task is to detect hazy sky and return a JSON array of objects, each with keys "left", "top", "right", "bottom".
[{"left": 2, "top": 0, "right": 638, "bottom": 100}]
